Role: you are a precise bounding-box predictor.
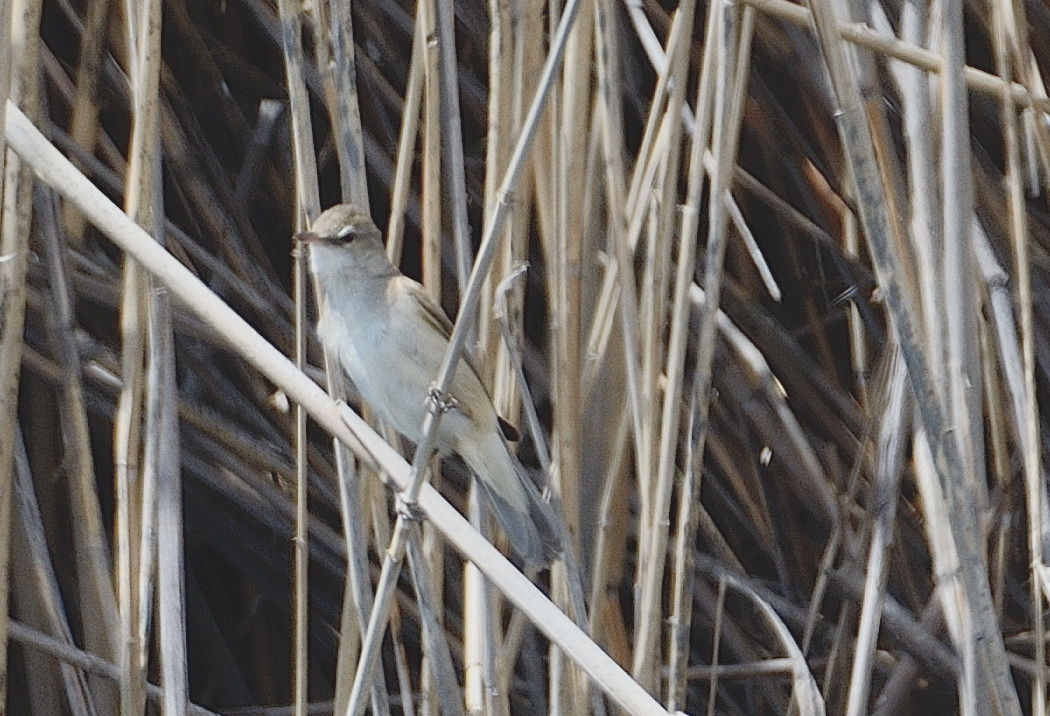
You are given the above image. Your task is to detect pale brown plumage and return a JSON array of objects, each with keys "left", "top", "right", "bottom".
[{"left": 299, "top": 203, "right": 560, "bottom": 567}]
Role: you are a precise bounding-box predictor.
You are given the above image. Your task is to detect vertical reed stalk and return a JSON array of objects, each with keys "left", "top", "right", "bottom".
[
  {"left": 993, "top": 1, "right": 1046, "bottom": 712},
  {"left": 275, "top": 1, "right": 320, "bottom": 713},
  {"left": 664, "top": 0, "right": 731, "bottom": 705},
  {"left": 806, "top": 0, "right": 1022, "bottom": 710}
]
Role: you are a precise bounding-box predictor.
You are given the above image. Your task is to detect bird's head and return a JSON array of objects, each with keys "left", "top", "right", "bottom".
[{"left": 294, "top": 203, "right": 382, "bottom": 246}]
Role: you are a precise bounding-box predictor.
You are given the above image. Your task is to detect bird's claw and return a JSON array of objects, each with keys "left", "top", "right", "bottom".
[
  {"left": 394, "top": 494, "right": 426, "bottom": 522},
  {"left": 427, "top": 386, "right": 459, "bottom": 415}
]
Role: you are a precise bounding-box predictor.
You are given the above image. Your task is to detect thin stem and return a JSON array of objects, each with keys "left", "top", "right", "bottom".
[
  {"left": 664, "top": 0, "right": 732, "bottom": 705},
  {"left": 431, "top": 0, "right": 473, "bottom": 295}
]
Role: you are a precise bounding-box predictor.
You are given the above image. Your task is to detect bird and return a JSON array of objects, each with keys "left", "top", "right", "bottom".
[{"left": 297, "top": 203, "right": 560, "bottom": 567}]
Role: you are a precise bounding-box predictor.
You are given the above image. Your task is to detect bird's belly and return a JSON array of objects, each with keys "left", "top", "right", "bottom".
[{"left": 319, "top": 306, "right": 467, "bottom": 449}]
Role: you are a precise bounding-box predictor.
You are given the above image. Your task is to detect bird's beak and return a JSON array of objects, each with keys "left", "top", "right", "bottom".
[{"left": 294, "top": 230, "right": 319, "bottom": 245}]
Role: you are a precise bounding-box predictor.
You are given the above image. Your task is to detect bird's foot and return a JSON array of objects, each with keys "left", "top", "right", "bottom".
[
  {"left": 426, "top": 386, "right": 460, "bottom": 415},
  {"left": 394, "top": 494, "right": 426, "bottom": 523}
]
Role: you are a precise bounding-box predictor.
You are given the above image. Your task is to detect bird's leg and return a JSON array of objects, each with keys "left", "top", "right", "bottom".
[
  {"left": 391, "top": 386, "right": 460, "bottom": 523},
  {"left": 394, "top": 493, "right": 426, "bottom": 522}
]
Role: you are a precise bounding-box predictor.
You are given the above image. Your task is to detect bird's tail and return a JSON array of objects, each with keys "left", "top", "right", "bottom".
[{"left": 460, "top": 431, "right": 561, "bottom": 568}]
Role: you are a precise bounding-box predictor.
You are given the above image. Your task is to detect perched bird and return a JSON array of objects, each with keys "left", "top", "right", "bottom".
[{"left": 298, "top": 203, "right": 559, "bottom": 567}]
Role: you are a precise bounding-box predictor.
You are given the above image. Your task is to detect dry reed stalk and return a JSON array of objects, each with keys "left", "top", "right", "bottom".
[
  {"left": 940, "top": 33, "right": 989, "bottom": 716},
  {"left": 630, "top": 6, "right": 697, "bottom": 694},
  {"left": 746, "top": 0, "right": 1050, "bottom": 112},
  {"left": 13, "top": 415, "right": 92, "bottom": 713},
  {"left": 11, "top": 1, "right": 117, "bottom": 713},
  {"left": 63, "top": 0, "right": 108, "bottom": 245},
  {"left": 993, "top": 2, "right": 1048, "bottom": 713},
  {"left": 12, "top": 0, "right": 1050, "bottom": 713},
  {"left": 0, "top": 0, "right": 10, "bottom": 202},
  {"left": 704, "top": 576, "right": 726, "bottom": 716},
  {"left": 8, "top": 101, "right": 668, "bottom": 714},
  {"left": 30, "top": 194, "right": 99, "bottom": 712},
  {"left": 10, "top": 618, "right": 221, "bottom": 716},
  {"left": 148, "top": 273, "right": 187, "bottom": 716},
  {"left": 808, "top": 0, "right": 1020, "bottom": 712},
  {"left": 842, "top": 348, "right": 907, "bottom": 716},
  {"left": 432, "top": 0, "right": 472, "bottom": 296},
  {"left": 386, "top": 11, "right": 425, "bottom": 263},
  {"left": 122, "top": 2, "right": 185, "bottom": 714},
  {"left": 469, "top": 2, "right": 519, "bottom": 712},
  {"left": 274, "top": 2, "right": 317, "bottom": 714},
  {"left": 419, "top": 0, "right": 440, "bottom": 287},
  {"left": 405, "top": 530, "right": 463, "bottom": 716},
  {"left": 543, "top": 1, "right": 593, "bottom": 711},
  {"left": 662, "top": 3, "right": 720, "bottom": 708},
  {"left": 978, "top": 279, "right": 1011, "bottom": 618},
  {"left": 349, "top": 0, "right": 586, "bottom": 707},
  {"left": 111, "top": 184, "right": 148, "bottom": 716},
  {"left": 417, "top": 2, "right": 448, "bottom": 711},
  {"left": 318, "top": 0, "right": 370, "bottom": 209}
]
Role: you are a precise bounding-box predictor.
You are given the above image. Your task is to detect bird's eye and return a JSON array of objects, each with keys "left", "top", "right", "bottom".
[{"left": 335, "top": 225, "right": 355, "bottom": 241}]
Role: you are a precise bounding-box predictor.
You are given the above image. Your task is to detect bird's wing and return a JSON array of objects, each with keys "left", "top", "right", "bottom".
[
  {"left": 401, "top": 277, "right": 455, "bottom": 339},
  {"left": 398, "top": 276, "right": 524, "bottom": 438}
]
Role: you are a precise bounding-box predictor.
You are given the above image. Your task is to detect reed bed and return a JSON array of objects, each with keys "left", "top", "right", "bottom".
[{"left": 3, "top": 0, "right": 1050, "bottom": 713}]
